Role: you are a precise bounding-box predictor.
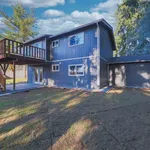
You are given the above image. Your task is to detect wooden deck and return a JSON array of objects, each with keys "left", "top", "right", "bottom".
[
  {"left": 0, "top": 38, "right": 48, "bottom": 92},
  {"left": 0, "top": 38, "right": 46, "bottom": 64}
]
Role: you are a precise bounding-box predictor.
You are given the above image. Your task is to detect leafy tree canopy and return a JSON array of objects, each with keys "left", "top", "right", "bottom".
[
  {"left": 115, "top": 0, "right": 150, "bottom": 56},
  {"left": 0, "top": 3, "right": 38, "bottom": 42}
]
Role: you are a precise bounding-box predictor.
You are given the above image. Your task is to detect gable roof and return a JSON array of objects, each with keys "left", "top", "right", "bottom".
[
  {"left": 25, "top": 34, "right": 51, "bottom": 44},
  {"left": 109, "top": 54, "right": 150, "bottom": 64},
  {"left": 50, "top": 19, "right": 116, "bottom": 50}
]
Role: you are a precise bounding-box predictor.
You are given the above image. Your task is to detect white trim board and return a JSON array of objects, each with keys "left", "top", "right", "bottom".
[
  {"left": 100, "top": 56, "right": 108, "bottom": 62},
  {"left": 96, "top": 23, "right": 100, "bottom": 87},
  {"left": 51, "top": 56, "right": 90, "bottom": 62},
  {"left": 51, "top": 56, "right": 108, "bottom": 63}
]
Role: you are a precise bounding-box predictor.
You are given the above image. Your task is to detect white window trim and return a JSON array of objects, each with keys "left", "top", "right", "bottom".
[
  {"left": 68, "top": 64, "right": 84, "bottom": 76},
  {"left": 52, "top": 40, "right": 59, "bottom": 48},
  {"left": 52, "top": 64, "right": 60, "bottom": 72},
  {"left": 68, "top": 32, "right": 84, "bottom": 47}
]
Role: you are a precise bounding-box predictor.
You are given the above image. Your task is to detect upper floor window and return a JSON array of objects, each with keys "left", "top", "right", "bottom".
[
  {"left": 52, "top": 40, "right": 59, "bottom": 48},
  {"left": 52, "top": 64, "right": 60, "bottom": 72},
  {"left": 32, "top": 41, "right": 45, "bottom": 49},
  {"left": 68, "top": 32, "right": 84, "bottom": 47}
]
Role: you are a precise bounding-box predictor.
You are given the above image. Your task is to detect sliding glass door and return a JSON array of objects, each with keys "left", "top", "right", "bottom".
[{"left": 34, "top": 67, "right": 43, "bottom": 84}]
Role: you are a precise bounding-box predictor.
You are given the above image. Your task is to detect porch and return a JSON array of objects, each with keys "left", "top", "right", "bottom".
[
  {"left": 0, "top": 38, "right": 46, "bottom": 63},
  {"left": 0, "top": 38, "right": 48, "bottom": 92},
  {"left": 0, "top": 83, "right": 45, "bottom": 96}
]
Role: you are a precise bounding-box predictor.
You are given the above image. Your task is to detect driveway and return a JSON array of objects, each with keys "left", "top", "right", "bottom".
[{"left": 0, "top": 87, "right": 150, "bottom": 150}]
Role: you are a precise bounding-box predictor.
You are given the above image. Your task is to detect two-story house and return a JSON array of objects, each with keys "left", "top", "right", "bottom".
[
  {"left": 1, "top": 19, "right": 150, "bottom": 92},
  {"left": 27, "top": 19, "right": 116, "bottom": 90}
]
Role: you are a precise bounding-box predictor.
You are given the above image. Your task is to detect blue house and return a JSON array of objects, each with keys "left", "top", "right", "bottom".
[
  {"left": 27, "top": 19, "right": 116, "bottom": 90},
  {"left": 1, "top": 18, "right": 150, "bottom": 92}
]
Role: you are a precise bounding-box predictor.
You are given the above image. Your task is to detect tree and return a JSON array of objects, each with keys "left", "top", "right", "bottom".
[
  {"left": 0, "top": 3, "right": 37, "bottom": 76},
  {"left": 0, "top": 3, "right": 38, "bottom": 42},
  {"left": 115, "top": 0, "right": 149, "bottom": 56},
  {"left": 135, "top": 3, "right": 150, "bottom": 55}
]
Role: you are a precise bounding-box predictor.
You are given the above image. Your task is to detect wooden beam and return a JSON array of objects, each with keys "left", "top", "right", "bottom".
[
  {"left": 13, "top": 61, "right": 16, "bottom": 91},
  {"left": 0, "top": 64, "right": 7, "bottom": 92},
  {"left": 0, "top": 64, "right": 9, "bottom": 75},
  {"left": 0, "top": 64, "right": 4, "bottom": 72},
  {"left": 4, "top": 64, "right": 9, "bottom": 74}
]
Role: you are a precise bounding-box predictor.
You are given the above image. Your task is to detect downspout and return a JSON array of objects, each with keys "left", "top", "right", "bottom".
[{"left": 96, "top": 22, "right": 100, "bottom": 89}]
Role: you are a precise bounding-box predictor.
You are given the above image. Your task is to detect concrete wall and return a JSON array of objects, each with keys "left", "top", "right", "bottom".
[{"left": 109, "top": 62, "right": 150, "bottom": 88}]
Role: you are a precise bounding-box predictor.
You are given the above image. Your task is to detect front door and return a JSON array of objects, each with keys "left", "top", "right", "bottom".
[{"left": 34, "top": 67, "right": 43, "bottom": 84}]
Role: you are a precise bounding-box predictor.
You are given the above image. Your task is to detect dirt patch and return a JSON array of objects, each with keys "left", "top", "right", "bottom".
[{"left": 0, "top": 87, "right": 150, "bottom": 150}]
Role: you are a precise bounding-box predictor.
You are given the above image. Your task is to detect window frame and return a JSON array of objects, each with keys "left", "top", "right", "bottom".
[
  {"left": 68, "top": 32, "right": 84, "bottom": 47},
  {"left": 52, "top": 40, "right": 59, "bottom": 48},
  {"left": 52, "top": 64, "right": 60, "bottom": 72},
  {"left": 68, "top": 64, "right": 84, "bottom": 76}
]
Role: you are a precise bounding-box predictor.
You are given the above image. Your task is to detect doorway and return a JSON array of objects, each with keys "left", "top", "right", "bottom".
[{"left": 34, "top": 67, "right": 43, "bottom": 84}]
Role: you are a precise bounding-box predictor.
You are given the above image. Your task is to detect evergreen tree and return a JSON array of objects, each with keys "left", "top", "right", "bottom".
[
  {"left": 115, "top": 0, "right": 149, "bottom": 56},
  {"left": 135, "top": 3, "right": 150, "bottom": 55},
  {"left": 0, "top": 3, "right": 37, "bottom": 42}
]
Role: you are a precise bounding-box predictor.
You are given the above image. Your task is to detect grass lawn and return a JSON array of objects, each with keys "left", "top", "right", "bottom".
[
  {"left": 0, "top": 87, "right": 150, "bottom": 150},
  {"left": 6, "top": 78, "right": 27, "bottom": 84}
]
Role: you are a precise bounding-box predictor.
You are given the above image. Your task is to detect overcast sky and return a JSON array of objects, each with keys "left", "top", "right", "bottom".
[{"left": 0, "top": 0, "right": 122, "bottom": 35}]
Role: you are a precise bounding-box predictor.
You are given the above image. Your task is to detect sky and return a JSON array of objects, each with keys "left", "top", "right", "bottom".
[{"left": 0, "top": 0, "right": 122, "bottom": 36}]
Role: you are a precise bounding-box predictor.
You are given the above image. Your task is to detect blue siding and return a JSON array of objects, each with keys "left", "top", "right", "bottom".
[
  {"left": 100, "top": 26, "right": 113, "bottom": 60},
  {"left": 109, "top": 63, "right": 150, "bottom": 88},
  {"left": 100, "top": 26, "right": 113, "bottom": 88},
  {"left": 50, "top": 58, "right": 97, "bottom": 89},
  {"left": 27, "top": 24, "right": 114, "bottom": 90},
  {"left": 51, "top": 27, "right": 97, "bottom": 60},
  {"left": 28, "top": 66, "right": 34, "bottom": 83},
  {"left": 27, "top": 26, "right": 99, "bottom": 90},
  {"left": 48, "top": 26, "right": 99, "bottom": 89},
  {"left": 28, "top": 65, "right": 51, "bottom": 84}
]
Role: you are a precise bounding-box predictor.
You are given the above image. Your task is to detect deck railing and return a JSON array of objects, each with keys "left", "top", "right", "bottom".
[
  {"left": 0, "top": 40, "right": 5, "bottom": 59},
  {"left": 0, "top": 38, "right": 46, "bottom": 60}
]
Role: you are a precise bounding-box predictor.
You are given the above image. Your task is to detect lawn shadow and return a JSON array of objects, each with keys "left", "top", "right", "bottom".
[{"left": 0, "top": 87, "right": 150, "bottom": 150}]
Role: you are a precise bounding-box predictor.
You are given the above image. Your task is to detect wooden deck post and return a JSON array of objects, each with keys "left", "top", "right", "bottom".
[
  {"left": 4, "top": 64, "right": 9, "bottom": 92},
  {"left": 0, "top": 64, "right": 9, "bottom": 92},
  {"left": 13, "top": 61, "right": 16, "bottom": 91}
]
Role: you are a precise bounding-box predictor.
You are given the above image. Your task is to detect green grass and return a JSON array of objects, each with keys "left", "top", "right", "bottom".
[{"left": 6, "top": 78, "right": 27, "bottom": 84}]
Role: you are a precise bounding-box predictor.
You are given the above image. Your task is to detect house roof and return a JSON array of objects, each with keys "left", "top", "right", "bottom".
[
  {"left": 25, "top": 34, "right": 51, "bottom": 44},
  {"left": 49, "top": 19, "right": 116, "bottom": 50},
  {"left": 109, "top": 54, "right": 150, "bottom": 64}
]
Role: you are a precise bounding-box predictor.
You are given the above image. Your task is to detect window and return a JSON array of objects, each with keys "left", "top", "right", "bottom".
[
  {"left": 33, "top": 41, "right": 45, "bottom": 49},
  {"left": 52, "top": 40, "right": 59, "bottom": 48},
  {"left": 69, "top": 32, "right": 84, "bottom": 47},
  {"left": 52, "top": 64, "right": 60, "bottom": 72},
  {"left": 68, "top": 64, "right": 84, "bottom": 76}
]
